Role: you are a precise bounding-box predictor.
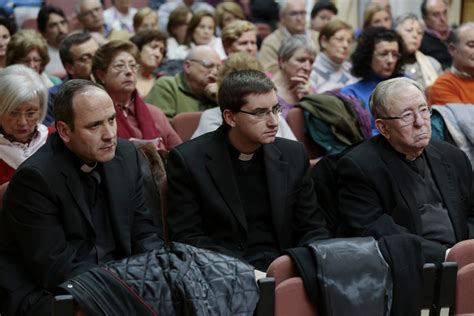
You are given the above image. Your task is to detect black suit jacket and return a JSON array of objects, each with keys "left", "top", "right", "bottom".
[
  {"left": 337, "top": 136, "right": 474, "bottom": 263},
  {"left": 166, "top": 126, "right": 330, "bottom": 264},
  {"left": 0, "top": 133, "right": 161, "bottom": 315}
]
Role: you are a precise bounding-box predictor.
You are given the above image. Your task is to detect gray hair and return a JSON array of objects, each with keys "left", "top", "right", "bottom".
[
  {"left": 75, "top": 0, "right": 101, "bottom": 15},
  {"left": 394, "top": 13, "right": 425, "bottom": 31},
  {"left": 448, "top": 22, "right": 474, "bottom": 46},
  {"left": 370, "top": 77, "right": 425, "bottom": 119},
  {"left": 277, "top": 35, "right": 317, "bottom": 62},
  {"left": 0, "top": 65, "right": 48, "bottom": 123},
  {"left": 278, "top": 0, "right": 306, "bottom": 13}
]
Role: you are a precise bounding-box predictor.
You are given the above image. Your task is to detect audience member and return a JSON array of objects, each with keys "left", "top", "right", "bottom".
[
  {"left": 0, "top": 16, "right": 13, "bottom": 69},
  {"left": 420, "top": 0, "right": 452, "bottom": 69},
  {"left": 158, "top": 0, "right": 214, "bottom": 32},
  {"left": 310, "top": 19, "right": 357, "bottom": 93},
  {"left": 75, "top": 0, "right": 129, "bottom": 45},
  {"left": 145, "top": 45, "right": 219, "bottom": 118},
  {"left": 192, "top": 52, "right": 296, "bottom": 140},
  {"left": 428, "top": 23, "right": 474, "bottom": 105},
  {"left": 165, "top": 5, "right": 192, "bottom": 60},
  {"left": 133, "top": 7, "right": 158, "bottom": 32},
  {"left": 92, "top": 40, "right": 181, "bottom": 149},
  {"left": 37, "top": 4, "right": 69, "bottom": 78},
  {"left": 0, "top": 65, "right": 49, "bottom": 208},
  {"left": 130, "top": 30, "right": 167, "bottom": 97},
  {"left": 362, "top": 2, "right": 392, "bottom": 30},
  {"left": 103, "top": 0, "right": 137, "bottom": 33},
  {"left": 341, "top": 27, "right": 405, "bottom": 135},
  {"left": 214, "top": 1, "right": 245, "bottom": 35},
  {"left": 6, "top": 29, "right": 61, "bottom": 88},
  {"left": 167, "top": 69, "right": 330, "bottom": 271},
  {"left": 221, "top": 20, "right": 257, "bottom": 57},
  {"left": 185, "top": 11, "right": 226, "bottom": 59},
  {"left": 0, "top": 79, "right": 163, "bottom": 315},
  {"left": 394, "top": 13, "right": 442, "bottom": 90},
  {"left": 272, "top": 35, "right": 316, "bottom": 117},
  {"left": 310, "top": 1, "right": 338, "bottom": 32},
  {"left": 337, "top": 77, "right": 474, "bottom": 263},
  {"left": 259, "top": 0, "right": 319, "bottom": 74},
  {"left": 44, "top": 32, "right": 100, "bottom": 126}
]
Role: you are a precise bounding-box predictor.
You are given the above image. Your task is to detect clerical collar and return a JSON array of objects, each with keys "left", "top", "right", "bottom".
[
  {"left": 80, "top": 162, "right": 97, "bottom": 173},
  {"left": 238, "top": 152, "right": 254, "bottom": 161}
]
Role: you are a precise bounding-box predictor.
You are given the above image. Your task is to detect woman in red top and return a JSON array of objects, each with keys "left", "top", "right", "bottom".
[{"left": 0, "top": 65, "right": 50, "bottom": 206}]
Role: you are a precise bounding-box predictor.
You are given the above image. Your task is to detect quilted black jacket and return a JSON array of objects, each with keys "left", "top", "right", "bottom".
[{"left": 60, "top": 242, "right": 259, "bottom": 315}]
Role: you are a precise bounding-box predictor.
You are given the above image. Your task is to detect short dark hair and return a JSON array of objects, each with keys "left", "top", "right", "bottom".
[
  {"left": 218, "top": 69, "right": 275, "bottom": 113},
  {"left": 311, "top": 1, "right": 338, "bottom": 19},
  {"left": 350, "top": 27, "right": 405, "bottom": 79},
  {"left": 0, "top": 16, "right": 15, "bottom": 36},
  {"left": 54, "top": 79, "right": 104, "bottom": 131},
  {"left": 37, "top": 4, "right": 67, "bottom": 33},
  {"left": 59, "top": 32, "right": 92, "bottom": 67},
  {"left": 130, "top": 29, "right": 168, "bottom": 51}
]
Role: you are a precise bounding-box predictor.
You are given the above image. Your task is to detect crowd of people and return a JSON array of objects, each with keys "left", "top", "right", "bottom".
[{"left": 0, "top": 0, "right": 473, "bottom": 315}]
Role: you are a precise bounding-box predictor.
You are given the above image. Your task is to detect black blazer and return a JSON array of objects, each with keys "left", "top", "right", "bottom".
[
  {"left": 166, "top": 126, "right": 330, "bottom": 262},
  {"left": 337, "top": 136, "right": 474, "bottom": 263},
  {"left": 0, "top": 133, "right": 161, "bottom": 314}
]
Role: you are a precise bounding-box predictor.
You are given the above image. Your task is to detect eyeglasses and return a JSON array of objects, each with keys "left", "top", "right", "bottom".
[
  {"left": 188, "top": 59, "right": 220, "bottom": 71},
  {"left": 238, "top": 104, "right": 283, "bottom": 119},
  {"left": 374, "top": 51, "right": 401, "bottom": 61},
  {"left": 287, "top": 10, "right": 307, "bottom": 18},
  {"left": 379, "top": 106, "right": 432, "bottom": 126},
  {"left": 7, "top": 110, "right": 40, "bottom": 121},
  {"left": 73, "top": 53, "right": 94, "bottom": 64},
  {"left": 111, "top": 62, "right": 140, "bottom": 73},
  {"left": 79, "top": 6, "right": 102, "bottom": 18}
]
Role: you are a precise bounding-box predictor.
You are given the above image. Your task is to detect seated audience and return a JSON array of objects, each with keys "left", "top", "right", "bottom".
[
  {"left": 310, "top": 19, "right": 357, "bottom": 93},
  {"left": 92, "top": 40, "right": 181, "bottom": 149},
  {"left": 167, "top": 69, "right": 330, "bottom": 271},
  {"left": 45, "top": 32, "right": 100, "bottom": 125},
  {"left": 427, "top": 23, "right": 474, "bottom": 105},
  {"left": 0, "top": 65, "right": 49, "bottom": 207},
  {"left": 36, "top": 4, "right": 69, "bottom": 78},
  {"left": 165, "top": 5, "right": 193, "bottom": 60},
  {"left": 341, "top": 27, "right": 405, "bottom": 135},
  {"left": 310, "top": 1, "right": 338, "bottom": 32},
  {"left": 272, "top": 35, "right": 316, "bottom": 118},
  {"left": 192, "top": 52, "right": 296, "bottom": 141},
  {"left": 259, "top": 0, "right": 319, "bottom": 74},
  {"left": 394, "top": 13, "right": 442, "bottom": 90},
  {"left": 158, "top": 0, "right": 214, "bottom": 32},
  {"left": 0, "top": 16, "right": 13, "bottom": 69},
  {"left": 214, "top": 1, "right": 245, "bottom": 35},
  {"left": 0, "top": 79, "right": 162, "bottom": 315},
  {"left": 130, "top": 30, "right": 167, "bottom": 97},
  {"left": 362, "top": 2, "right": 392, "bottom": 30},
  {"left": 145, "top": 45, "right": 219, "bottom": 118},
  {"left": 338, "top": 77, "right": 474, "bottom": 263},
  {"left": 6, "top": 29, "right": 61, "bottom": 88},
  {"left": 133, "top": 7, "right": 158, "bottom": 32},
  {"left": 103, "top": 0, "right": 137, "bottom": 33},
  {"left": 221, "top": 20, "right": 257, "bottom": 57},
  {"left": 420, "top": 0, "right": 452, "bottom": 69}
]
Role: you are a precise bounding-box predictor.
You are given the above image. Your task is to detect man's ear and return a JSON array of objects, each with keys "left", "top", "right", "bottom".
[
  {"left": 222, "top": 109, "right": 236, "bottom": 127},
  {"left": 375, "top": 119, "right": 389, "bottom": 139},
  {"left": 56, "top": 121, "right": 72, "bottom": 143},
  {"left": 64, "top": 63, "right": 75, "bottom": 77},
  {"left": 448, "top": 43, "right": 456, "bottom": 58}
]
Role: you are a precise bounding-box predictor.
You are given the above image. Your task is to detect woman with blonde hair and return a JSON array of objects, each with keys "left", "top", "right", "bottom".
[
  {"left": 133, "top": 7, "right": 158, "bottom": 32},
  {"left": 215, "top": 2, "right": 245, "bottom": 34}
]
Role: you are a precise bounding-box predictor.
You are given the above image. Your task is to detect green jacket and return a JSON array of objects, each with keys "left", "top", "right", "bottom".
[{"left": 145, "top": 72, "right": 217, "bottom": 119}]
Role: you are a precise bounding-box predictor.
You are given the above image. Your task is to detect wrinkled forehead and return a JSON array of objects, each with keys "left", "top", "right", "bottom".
[{"left": 80, "top": 0, "right": 101, "bottom": 12}]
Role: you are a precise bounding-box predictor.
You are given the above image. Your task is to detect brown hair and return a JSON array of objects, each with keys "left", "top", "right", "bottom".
[
  {"left": 217, "top": 52, "right": 263, "bottom": 86},
  {"left": 133, "top": 7, "right": 157, "bottom": 31},
  {"left": 221, "top": 20, "right": 255, "bottom": 49},
  {"left": 167, "top": 5, "right": 192, "bottom": 36},
  {"left": 184, "top": 10, "right": 215, "bottom": 46},
  {"left": 363, "top": 3, "right": 392, "bottom": 29},
  {"left": 215, "top": 2, "right": 245, "bottom": 30},
  {"left": 318, "top": 19, "right": 353, "bottom": 48},
  {"left": 6, "top": 29, "right": 50, "bottom": 73},
  {"left": 92, "top": 40, "right": 140, "bottom": 81}
]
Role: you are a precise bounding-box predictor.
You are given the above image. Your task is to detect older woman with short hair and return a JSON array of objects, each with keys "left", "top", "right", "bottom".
[
  {"left": 6, "top": 29, "right": 61, "bottom": 88},
  {"left": 133, "top": 7, "right": 158, "bottom": 32},
  {"left": 310, "top": 19, "right": 357, "bottom": 92},
  {"left": 92, "top": 40, "right": 181, "bottom": 149},
  {"left": 130, "top": 30, "right": 168, "bottom": 97},
  {"left": 394, "top": 13, "right": 442, "bottom": 89},
  {"left": 272, "top": 35, "right": 317, "bottom": 118},
  {"left": 0, "top": 65, "right": 50, "bottom": 206},
  {"left": 221, "top": 20, "right": 257, "bottom": 57}
]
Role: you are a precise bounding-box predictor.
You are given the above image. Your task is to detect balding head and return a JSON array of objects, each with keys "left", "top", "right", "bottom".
[{"left": 183, "top": 45, "right": 221, "bottom": 97}]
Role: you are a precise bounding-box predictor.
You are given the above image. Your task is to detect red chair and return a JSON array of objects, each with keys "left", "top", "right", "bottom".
[
  {"left": 170, "top": 112, "right": 202, "bottom": 142},
  {"left": 455, "top": 263, "right": 474, "bottom": 314},
  {"left": 21, "top": 18, "right": 37, "bottom": 30},
  {"left": 446, "top": 239, "right": 474, "bottom": 269}
]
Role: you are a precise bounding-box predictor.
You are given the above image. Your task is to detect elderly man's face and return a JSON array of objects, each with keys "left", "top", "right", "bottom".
[
  {"left": 280, "top": 0, "right": 307, "bottom": 35},
  {"left": 376, "top": 84, "right": 431, "bottom": 159},
  {"left": 184, "top": 47, "right": 220, "bottom": 95},
  {"left": 450, "top": 26, "right": 474, "bottom": 76},
  {"left": 424, "top": 0, "right": 448, "bottom": 34}
]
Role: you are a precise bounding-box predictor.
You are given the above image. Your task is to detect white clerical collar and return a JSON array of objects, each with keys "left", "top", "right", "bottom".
[
  {"left": 80, "top": 162, "right": 97, "bottom": 173},
  {"left": 238, "top": 152, "right": 254, "bottom": 161}
]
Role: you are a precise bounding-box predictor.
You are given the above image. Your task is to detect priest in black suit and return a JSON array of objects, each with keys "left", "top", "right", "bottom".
[
  {"left": 0, "top": 80, "right": 162, "bottom": 315},
  {"left": 337, "top": 77, "right": 474, "bottom": 263},
  {"left": 166, "top": 70, "right": 331, "bottom": 272}
]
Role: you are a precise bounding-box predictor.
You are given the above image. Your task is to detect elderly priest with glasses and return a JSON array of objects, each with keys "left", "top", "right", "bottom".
[
  {"left": 166, "top": 69, "right": 331, "bottom": 272},
  {"left": 337, "top": 77, "right": 474, "bottom": 263}
]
